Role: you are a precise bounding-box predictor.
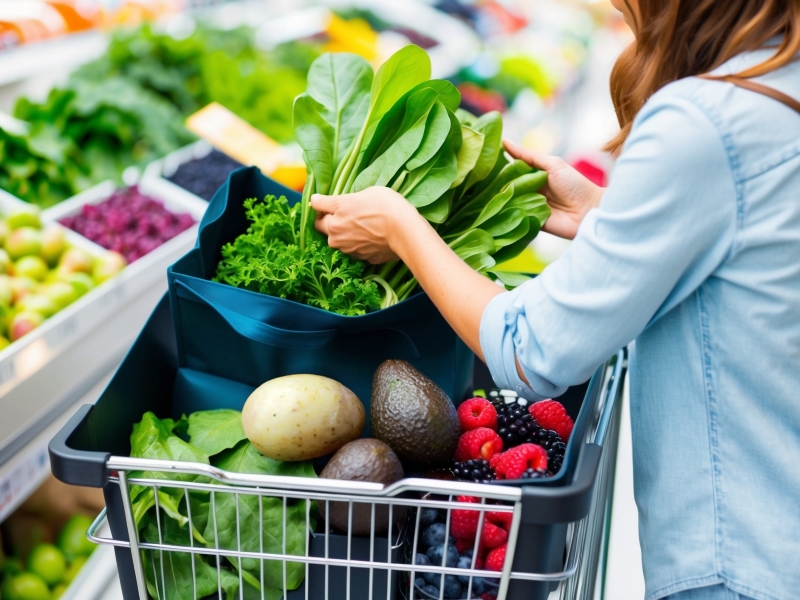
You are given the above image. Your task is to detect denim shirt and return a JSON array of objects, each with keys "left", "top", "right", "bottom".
[{"left": 480, "top": 48, "right": 800, "bottom": 600}]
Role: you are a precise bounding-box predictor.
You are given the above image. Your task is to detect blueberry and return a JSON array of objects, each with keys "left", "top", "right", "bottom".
[
  {"left": 456, "top": 555, "right": 473, "bottom": 583},
  {"left": 442, "top": 575, "right": 463, "bottom": 599},
  {"left": 463, "top": 549, "right": 474, "bottom": 558},
  {"left": 422, "top": 523, "right": 447, "bottom": 548},
  {"left": 420, "top": 508, "right": 440, "bottom": 527},
  {"left": 423, "top": 570, "right": 442, "bottom": 586},
  {"left": 426, "top": 543, "right": 459, "bottom": 568},
  {"left": 415, "top": 576, "right": 427, "bottom": 589},
  {"left": 415, "top": 553, "right": 431, "bottom": 566},
  {"left": 468, "top": 577, "right": 487, "bottom": 594},
  {"left": 421, "top": 584, "right": 440, "bottom": 599}
]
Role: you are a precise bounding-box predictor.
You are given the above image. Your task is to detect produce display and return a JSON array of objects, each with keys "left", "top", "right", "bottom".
[
  {"left": 166, "top": 150, "right": 243, "bottom": 201},
  {"left": 0, "top": 24, "right": 314, "bottom": 207},
  {"left": 0, "top": 206, "right": 125, "bottom": 347},
  {"left": 214, "top": 45, "right": 549, "bottom": 314},
  {"left": 128, "top": 409, "right": 316, "bottom": 600},
  {"left": 0, "top": 514, "right": 96, "bottom": 600},
  {"left": 6, "top": 79, "right": 193, "bottom": 208},
  {"left": 58, "top": 187, "right": 196, "bottom": 264}
]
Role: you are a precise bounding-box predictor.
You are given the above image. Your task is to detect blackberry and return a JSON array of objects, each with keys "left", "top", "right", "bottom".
[
  {"left": 453, "top": 459, "right": 495, "bottom": 484},
  {"left": 520, "top": 468, "right": 550, "bottom": 479},
  {"left": 490, "top": 391, "right": 567, "bottom": 474}
]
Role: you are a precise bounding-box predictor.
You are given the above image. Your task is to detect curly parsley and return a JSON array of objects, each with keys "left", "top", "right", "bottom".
[{"left": 214, "top": 196, "right": 381, "bottom": 316}]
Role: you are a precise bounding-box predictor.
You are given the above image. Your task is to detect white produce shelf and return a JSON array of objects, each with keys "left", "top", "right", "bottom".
[
  {"left": 0, "top": 183, "right": 206, "bottom": 475},
  {"left": 0, "top": 31, "right": 108, "bottom": 88}
]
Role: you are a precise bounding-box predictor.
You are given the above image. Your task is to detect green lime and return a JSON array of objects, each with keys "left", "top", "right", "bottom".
[
  {"left": 51, "top": 583, "right": 67, "bottom": 599},
  {"left": 57, "top": 516, "right": 96, "bottom": 561},
  {"left": 60, "top": 556, "right": 86, "bottom": 585},
  {"left": 2, "top": 572, "right": 51, "bottom": 600},
  {"left": 27, "top": 544, "right": 65, "bottom": 586}
]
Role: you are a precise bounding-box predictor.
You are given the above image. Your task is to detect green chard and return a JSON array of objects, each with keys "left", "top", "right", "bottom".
[{"left": 129, "top": 410, "right": 316, "bottom": 600}]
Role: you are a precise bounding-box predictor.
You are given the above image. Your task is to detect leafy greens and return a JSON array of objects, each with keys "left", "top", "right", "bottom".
[
  {"left": 129, "top": 410, "right": 315, "bottom": 600},
  {"left": 215, "top": 45, "right": 551, "bottom": 312}
]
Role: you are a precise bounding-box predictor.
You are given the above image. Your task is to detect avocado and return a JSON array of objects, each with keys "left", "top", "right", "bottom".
[
  {"left": 370, "top": 360, "right": 460, "bottom": 469},
  {"left": 319, "top": 438, "right": 404, "bottom": 534}
]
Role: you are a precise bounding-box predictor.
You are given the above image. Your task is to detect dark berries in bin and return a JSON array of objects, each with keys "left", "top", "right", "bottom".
[
  {"left": 415, "top": 553, "right": 431, "bottom": 566},
  {"left": 453, "top": 459, "right": 495, "bottom": 483},
  {"left": 167, "top": 150, "right": 244, "bottom": 201},
  {"left": 420, "top": 583, "right": 440, "bottom": 598},
  {"left": 456, "top": 555, "right": 473, "bottom": 582},
  {"left": 520, "top": 468, "right": 549, "bottom": 479},
  {"left": 442, "top": 574, "right": 463, "bottom": 598},
  {"left": 420, "top": 507, "right": 441, "bottom": 527},
  {"left": 415, "top": 576, "right": 427, "bottom": 589},
  {"left": 426, "top": 543, "right": 459, "bottom": 568},
  {"left": 422, "top": 523, "right": 448, "bottom": 548}
]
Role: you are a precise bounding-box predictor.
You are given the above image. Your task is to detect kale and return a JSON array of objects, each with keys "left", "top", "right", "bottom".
[{"left": 214, "top": 196, "right": 381, "bottom": 316}]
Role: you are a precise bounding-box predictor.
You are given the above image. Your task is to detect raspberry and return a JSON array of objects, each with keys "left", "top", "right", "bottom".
[
  {"left": 457, "top": 398, "right": 498, "bottom": 431},
  {"left": 450, "top": 496, "right": 479, "bottom": 540},
  {"left": 529, "top": 400, "right": 574, "bottom": 442},
  {"left": 484, "top": 544, "right": 507, "bottom": 572},
  {"left": 486, "top": 511, "right": 513, "bottom": 530},
  {"left": 455, "top": 428, "right": 503, "bottom": 462},
  {"left": 490, "top": 444, "right": 548, "bottom": 480},
  {"left": 455, "top": 537, "right": 474, "bottom": 554},
  {"left": 480, "top": 521, "right": 507, "bottom": 549}
]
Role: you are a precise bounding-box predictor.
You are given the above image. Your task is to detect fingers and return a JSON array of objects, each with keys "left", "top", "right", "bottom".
[
  {"left": 310, "top": 194, "right": 338, "bottom": 215},
  {"left": 503, "top": 139, "right": 564, "bottom": 172},
  {"left": 314, "top": 212, "right": 332, "bottom": 236}
]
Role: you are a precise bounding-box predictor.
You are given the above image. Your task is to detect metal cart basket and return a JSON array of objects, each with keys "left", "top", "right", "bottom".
[{"left": 49, "top": 297, "right": 625, "bottom": 600}]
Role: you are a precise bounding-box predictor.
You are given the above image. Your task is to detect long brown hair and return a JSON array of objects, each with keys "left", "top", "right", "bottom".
[{"left": 605, "top": 0, "right": 800, "bottom": 154}]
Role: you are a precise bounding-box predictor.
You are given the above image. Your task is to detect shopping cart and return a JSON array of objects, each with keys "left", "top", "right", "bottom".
[{"left": 49, "top": 302, "right": 625, "bottom": 600}]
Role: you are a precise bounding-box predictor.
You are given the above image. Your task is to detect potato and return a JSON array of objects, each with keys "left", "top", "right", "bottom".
[{"left": 242, "top": 374, "right": 365, "bottom": 461}]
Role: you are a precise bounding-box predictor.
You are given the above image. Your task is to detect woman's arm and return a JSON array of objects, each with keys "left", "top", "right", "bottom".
[{"left": 311, "top": 189, "right": 503, "bottom": 361}]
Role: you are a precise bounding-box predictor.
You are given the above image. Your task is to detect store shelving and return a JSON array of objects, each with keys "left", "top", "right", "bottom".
[{"left": 0, "top": 30, "right": 108, "bottom": 88}]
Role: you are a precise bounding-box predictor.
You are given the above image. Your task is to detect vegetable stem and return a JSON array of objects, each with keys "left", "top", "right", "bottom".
[{"left": 299, "top": 172, "right": 315, "bottom": 252}]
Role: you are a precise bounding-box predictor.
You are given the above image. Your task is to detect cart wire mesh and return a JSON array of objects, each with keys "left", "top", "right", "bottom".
[{"left": 87, "top": 353, "right": 625, "bottom": 600}]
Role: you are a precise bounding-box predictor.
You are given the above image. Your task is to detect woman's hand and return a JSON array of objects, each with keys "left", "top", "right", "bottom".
[
  {"left": 504, "top": 140, "right": 604, "bottom": 240},
  {"left": 311, "top": 186, "right": 420, "bottom": 264}
]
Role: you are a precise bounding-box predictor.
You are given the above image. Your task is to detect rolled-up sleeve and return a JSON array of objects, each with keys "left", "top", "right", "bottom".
[{"left": 480, "top": 90, "right": 737, "bottom": 397}]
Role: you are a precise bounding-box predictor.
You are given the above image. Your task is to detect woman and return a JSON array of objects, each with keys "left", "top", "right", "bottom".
[{"left": 311, "top": 1, "right": 800, "bottom": 599}]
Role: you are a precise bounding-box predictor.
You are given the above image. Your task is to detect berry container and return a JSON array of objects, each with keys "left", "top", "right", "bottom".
[{"left": 48, "top": 290, "right": 625, "bottom": 600}]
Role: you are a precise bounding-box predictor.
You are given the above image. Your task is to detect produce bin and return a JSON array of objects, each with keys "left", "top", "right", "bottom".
[{"left": 49, "top": 294, "right": 625, "bottom": 600}]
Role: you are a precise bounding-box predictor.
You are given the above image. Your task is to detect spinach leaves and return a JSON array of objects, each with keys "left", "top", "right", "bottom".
[
  {"left": 130, "top": 411, "right": 316, "bottom": 600},
  {"left": 293, "top": 45, "right": 550, "bottom": 304},
  {"left": 217, "top": 44, "right": 549, "bottom": 313}
]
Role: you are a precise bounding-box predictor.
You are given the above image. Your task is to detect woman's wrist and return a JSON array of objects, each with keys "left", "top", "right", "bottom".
[{"left": 387, "top": 194, "right": 430, "bottom": 262}]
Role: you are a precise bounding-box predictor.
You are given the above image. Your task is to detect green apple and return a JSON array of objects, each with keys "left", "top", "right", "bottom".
[
  {"left": 65, "top": 272, "right": 94, "bottom": 298},
  {"left": 28, "top": 543, "right": 66, "bottom": 586},
  {"left": 40, "top": 226, "right": 66, "bottom": 266},
  {"left": 9, "top": 276, "right": 36, "bottom": 303},
  {"left": 7, "top": 205, "right": 41, "bottom": 230},
  {"left": 56, "top": 247, "right": 93, "bottom": 276},
  {"left": 16, "top": 294, "right": 57, "bottom": 318},
  {"left": 0, "top": 220, "right": 10, "bottom": 248},
  {"left": 5, "top": 227, "right": 42, "bottom": 260},
  {"left": 92, "top": 251, "right": 126, "bottom": 284},
  {"left": 2, "top": 571, "right": 51, "bottom": 600},
  {"left": 14, "top": 256, "right": 48, "bottom": 282},
  {"left": 9, "top": 311, "right": 44, "bottom": 341},
  {"left": 42, "top": 282, "right": 77, "bottom": 311},
  {"left": 0, "top": 275, "right": 12, "bottom": 307},
  {"left": 0, "top": 248, "right": 13, "bottom": 275}
]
